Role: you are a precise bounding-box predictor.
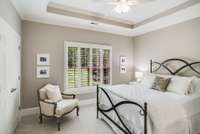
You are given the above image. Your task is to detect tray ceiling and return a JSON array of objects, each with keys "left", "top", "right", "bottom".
[{"left": 10, "top": 0, "right": 200, "bottom": 36}]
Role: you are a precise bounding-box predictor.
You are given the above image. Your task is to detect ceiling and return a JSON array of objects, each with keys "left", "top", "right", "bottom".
[{"left": 10, "top": 0, "right": 200, "bottom": 36}]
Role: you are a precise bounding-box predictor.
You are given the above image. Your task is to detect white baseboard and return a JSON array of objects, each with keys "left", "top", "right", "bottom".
[
  {"left": 20, "top": 98, "right": 96, "bottom": 117},
  {"left": 20, "top": 107, "right": 39, "bottom": 117}
]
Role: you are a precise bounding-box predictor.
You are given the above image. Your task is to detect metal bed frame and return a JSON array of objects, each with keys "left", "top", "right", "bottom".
[{"left": 96, "top": 58, "right": 200, "bottom": 134}]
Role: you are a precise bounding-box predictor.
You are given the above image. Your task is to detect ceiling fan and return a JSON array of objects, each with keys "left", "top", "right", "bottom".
[{"left": 93, "top": 0, "right": 155, "bottom": 14}]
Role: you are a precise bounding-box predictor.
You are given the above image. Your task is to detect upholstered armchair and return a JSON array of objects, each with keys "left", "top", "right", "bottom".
[{"left": 37, "top": 84, "right": 79, "bottom": 131}]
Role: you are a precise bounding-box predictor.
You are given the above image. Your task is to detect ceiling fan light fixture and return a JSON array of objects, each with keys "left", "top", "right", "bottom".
[
  {"left": 114, "top": 4, "right": 130, "bottom": 14},
  {"left": 112, "top": 0, "right": 139, "bottom": 14}
]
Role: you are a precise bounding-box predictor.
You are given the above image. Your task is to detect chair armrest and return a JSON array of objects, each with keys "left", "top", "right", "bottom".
[
  {"left": 61, "top": 93, "right": 76, "bottom": 99},
  {"left": 39, "top": 100, "right": 57, "bottom": 116}
]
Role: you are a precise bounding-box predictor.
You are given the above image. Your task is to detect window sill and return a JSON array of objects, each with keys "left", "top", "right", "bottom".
[{"left": 64, "top": 86, "right": 97, "bottom": 95}]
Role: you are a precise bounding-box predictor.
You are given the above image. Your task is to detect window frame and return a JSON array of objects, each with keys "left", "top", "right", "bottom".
[{"left": 64, "top": 41, "right": 112, "bottom": 94}]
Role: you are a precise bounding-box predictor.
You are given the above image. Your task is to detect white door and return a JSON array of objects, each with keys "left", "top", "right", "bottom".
[
  {"left": 5, "top": 28, "right": 21, "bottom": 134},
  {"left": 0, "top": 17, "right": 21, "bottom": 134},
  {"left": 0, "top": 28, "right": 7, "bottom": 134}
]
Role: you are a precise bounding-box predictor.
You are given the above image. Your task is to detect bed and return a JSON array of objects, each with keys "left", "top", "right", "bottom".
[{"left": 96, "top": 58, "right": 200, "bottom": 134}]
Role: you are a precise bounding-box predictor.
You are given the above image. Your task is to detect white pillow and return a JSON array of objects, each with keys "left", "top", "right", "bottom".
[
  {"left": 191, "top": 77, "right": 200, "bottom": 93},
  {"left": 140, "top": 73, "right": 155, "bottom": 88},
  {"left": 167, "top": 76, "right": 194, "bottom": 95},
  {"left": 45, "top": 84, "right": 62, "bottom": 102},
  {"left": 140, "top": 73, "right": 172, "bottom": 88}
]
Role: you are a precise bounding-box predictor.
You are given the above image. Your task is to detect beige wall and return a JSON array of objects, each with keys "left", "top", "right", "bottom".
[
  {"left": 21, "top": 14, "right": 200, "bottom": 109},
  {"left": 21, "top": 21, "right": 134, "bottom": 108},
  {"left": 0, "top": 0, "right": 21, "bottom": 34},
  {"left": 133, "top": 17, "right": 200, "bottom": 74}
]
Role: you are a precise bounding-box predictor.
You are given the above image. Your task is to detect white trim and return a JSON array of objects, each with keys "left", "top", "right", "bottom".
[
  {"left": 20, "top": 99, "right": 96, "bottom": 117},
  {"left": 22, "top": 17, "right": 133, "bottom": 36},
  {"left": 64, "top": 41, "right": 112, "bottom": 49},
  {"left": 20, "top": 107, "right": 39, "bottom": 117},
  {"left": 63, "top": 86, "right": 97, "bottom": 94}
]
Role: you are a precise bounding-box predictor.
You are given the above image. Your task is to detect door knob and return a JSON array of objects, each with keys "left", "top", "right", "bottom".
[{"left": 10, "top": 88, "right": 17, "bottom": 93}]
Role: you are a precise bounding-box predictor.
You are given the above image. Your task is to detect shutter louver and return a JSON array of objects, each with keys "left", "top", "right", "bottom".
[{"left": 65, "top": 42, "right": 112, "bottom": 91}]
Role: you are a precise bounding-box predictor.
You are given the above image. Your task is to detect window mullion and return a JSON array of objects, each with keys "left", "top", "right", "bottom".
[
  {"left": 110, "top": 49, "right": 112, "bottom": 85},
  {"left": 100, "top": 49, "right": 103, "bottom": 85},
  {"left": 89, "top": 48, "right": 93, "bottom": 86},
  {"left": 65, "top": 45, "right": 68, "bottom": 89},
  {"left": 76, "top": 47, "right": 81, "bottom": 88}
]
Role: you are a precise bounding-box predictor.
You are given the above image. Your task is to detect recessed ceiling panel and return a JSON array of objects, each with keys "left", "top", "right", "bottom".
[
  {"left": 48, "top": 0, "right": 189, "bottom": 22},
  {"left": 10, "top": 0, "right": 199, "bottom": 36}
]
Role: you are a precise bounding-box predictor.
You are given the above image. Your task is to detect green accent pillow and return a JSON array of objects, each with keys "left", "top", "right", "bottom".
[{"left": 151, "top": 76, "right": 171, "bottom": 92}]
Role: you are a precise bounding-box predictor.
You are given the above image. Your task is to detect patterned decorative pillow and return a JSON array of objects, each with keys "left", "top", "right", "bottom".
[{"left": 151, "top": 76, "right": 171, "bottom": 92}]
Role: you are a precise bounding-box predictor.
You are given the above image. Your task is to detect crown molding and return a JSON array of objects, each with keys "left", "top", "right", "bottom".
[
  {"left": 47, "top": 2, "right": 135, "bottom": 29},
  {"left": 131, "top": 2, "right": 200, "bottom": 36}
]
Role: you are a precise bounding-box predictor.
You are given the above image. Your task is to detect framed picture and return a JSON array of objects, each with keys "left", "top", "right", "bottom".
[
  {"left": 120, "top": 56, "right": 127, "bottom": 74},
  {"left": 37, "top": 54, "right": 50, "bottom": 66},
  {"left": 120, "top": 56, "right": 127, "bottom": 66},
  {"left": 37, "top": 66, "right": 50, "bottom": 78},
  {"left": 120, "top": 65, "right": 127, "bottom": 74}
]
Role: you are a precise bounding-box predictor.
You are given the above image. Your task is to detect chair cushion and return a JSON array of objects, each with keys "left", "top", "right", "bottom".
[
  {"left": 39, "top": 88, "right": 47, "bottom": 100},
  {"left": 45, "top": 84, "right": 62, "bottom": 102},
  {"left": 55, "top": 99, "right": 78, "bottom": 117}
]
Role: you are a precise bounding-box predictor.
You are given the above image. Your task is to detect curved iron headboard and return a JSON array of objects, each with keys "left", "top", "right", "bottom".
[{"left": 150, "top": 58, "right": 200, "bottom": 76}]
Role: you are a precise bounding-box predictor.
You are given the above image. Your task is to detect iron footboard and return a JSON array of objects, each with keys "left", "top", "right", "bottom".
[{"left": 96, "top": 85, "right": 147, "bottom": 134}]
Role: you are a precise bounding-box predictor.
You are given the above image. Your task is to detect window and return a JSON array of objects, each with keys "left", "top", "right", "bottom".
[{"left": 64, "top": 42, "right": 112, "bottom": 93}]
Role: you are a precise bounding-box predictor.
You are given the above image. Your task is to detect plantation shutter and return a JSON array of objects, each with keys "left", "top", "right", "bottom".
[{"left": 65, "top": 42, "right": 111, "bottom": 90}]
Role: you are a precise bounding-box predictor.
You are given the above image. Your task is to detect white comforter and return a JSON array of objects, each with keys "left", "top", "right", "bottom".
[{"left": 99, "top": 84, "right": 200, "bottom": 134}]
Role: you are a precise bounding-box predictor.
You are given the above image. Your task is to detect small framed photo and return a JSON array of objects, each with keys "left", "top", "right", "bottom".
[
  {"left": 120, "top": 56, "right": 127, "bottom": 66},
  {"left": 37, "top": 66, "right": 50, "bottom": 79},
  {"left": 37, "top": 54, "right": 50, "bottom": 66},
  {"left": 120, "top": 65, "right": 127, "bottom": 74}
]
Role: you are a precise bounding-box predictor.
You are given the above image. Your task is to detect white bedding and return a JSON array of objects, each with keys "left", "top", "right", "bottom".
[{"left": 99, "top": 83, "right": 200, "bottom": 134}]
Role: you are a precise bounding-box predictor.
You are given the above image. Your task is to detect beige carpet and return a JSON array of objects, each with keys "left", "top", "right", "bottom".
[{"left": 15, "top": 104, "right": 114, "bottom": 134}]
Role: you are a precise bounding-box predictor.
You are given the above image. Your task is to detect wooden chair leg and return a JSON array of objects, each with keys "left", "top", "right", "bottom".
[
  {"left": 76, "top": 106, "right": 79, "bottom": 116},
  {"left": 97, "top": 111, "right": 99, "bottom": 119},
  {"left": 57, "top": 118, "right": 61, "bottom": 131},
  {"left": 39, "top": 115, "right": 43, "bottom": 124}
]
